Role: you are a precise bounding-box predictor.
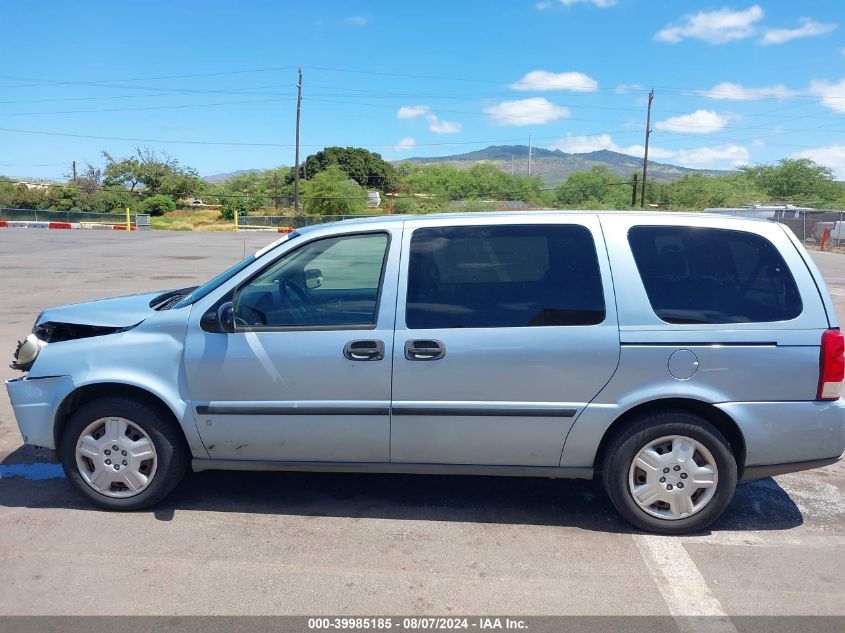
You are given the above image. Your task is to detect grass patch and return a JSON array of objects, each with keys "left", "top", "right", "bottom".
[{"left": 151, "top": 209, "right": 235, "bottom": 231}]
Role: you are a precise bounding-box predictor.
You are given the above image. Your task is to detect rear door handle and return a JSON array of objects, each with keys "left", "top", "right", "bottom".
[
  {"left": 405, "top": 339, "right": 446, "bottom": 361},
  {"left": 344, "top": 340, "right": 385, "bottom": 361}
]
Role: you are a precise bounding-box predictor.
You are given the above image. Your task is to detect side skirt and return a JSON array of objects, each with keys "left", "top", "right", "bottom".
[{"left": 191, "top": 459, "right": 594, "bottom": 480}]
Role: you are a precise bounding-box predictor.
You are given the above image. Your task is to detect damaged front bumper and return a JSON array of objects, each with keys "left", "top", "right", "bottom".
[{"left": 5, "top": 375, "right": 75, "bottom": 449}]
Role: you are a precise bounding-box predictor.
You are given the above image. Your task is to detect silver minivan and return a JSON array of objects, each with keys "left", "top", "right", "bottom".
[{"left": 7, "top": 212, "right": 845, "bottom": 533}]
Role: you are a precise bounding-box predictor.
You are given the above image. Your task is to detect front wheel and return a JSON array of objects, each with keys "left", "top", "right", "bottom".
[
  {"left": 602, "top": 412, "right": 737, "bottom": 534},
  {"left": 60, "top": 396, "right": 188, "bottom": 510}
]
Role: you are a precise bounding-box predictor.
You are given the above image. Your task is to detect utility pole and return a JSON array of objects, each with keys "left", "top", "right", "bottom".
[
  {"left": 631, "top": 173, "right": 638, "bottom": 207},
  {"left": 71, "top": 160, "right": 77, "bottom": 180},
  {"left": 640, "top": 89, "right": 654, "bottom": 209},
  {"left": 294, "top": 66, "right": 303, "bottom": 212},
  {"left": 273, "top": 171, "right": 280, "bottom": 211},
  {"left": 527, "top": 135, "right": 532, "bottom": 177}
]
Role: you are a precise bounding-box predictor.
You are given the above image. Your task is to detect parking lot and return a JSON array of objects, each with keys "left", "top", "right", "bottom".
[{"left": 0, "top": 229, "right": 843, "bottom": 618}]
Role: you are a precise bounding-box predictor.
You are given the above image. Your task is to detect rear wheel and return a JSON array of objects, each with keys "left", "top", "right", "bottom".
[
  {"left": 602, "top": 411, "right": 737, "bottom": 534},
  {"left": 60, "top": 396, "right": 188, "bottom": 510}
]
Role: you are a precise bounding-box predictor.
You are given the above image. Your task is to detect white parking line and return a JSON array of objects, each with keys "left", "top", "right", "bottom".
[
  {"left": 680, "top": 531, "right": 845, "bottom": 549},
  {"left": 634, "top": 534, "right": 738, "bottom": 633}
]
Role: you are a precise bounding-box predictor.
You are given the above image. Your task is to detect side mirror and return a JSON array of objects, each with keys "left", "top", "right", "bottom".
[
  {"left": 218, "top": 301, "right": 235, "bottom": 333},
  {"left": 305, "top": 268, "right": 323, "bottom": 290}
]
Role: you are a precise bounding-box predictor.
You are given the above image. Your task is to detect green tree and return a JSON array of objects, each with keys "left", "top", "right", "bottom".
[
  {"left": 219, "top": 196, "right": 264, "bottom": 221},
  {"left": 553, "top": 166, "right": 622, "bottom": 207},
  {"left": 302, "top": 165, "right": 366, "bottom": 216},
  {"left": 139, "top": 194, "right": 177, "bottom": 216},
  {"left": 398, "top": 163, "right": 542, "bottom": 203},
  {"left": 741, "top": 158, "right": 839, "bottom": 204},
  {"left": 295, "top": 147, "right": 398, "bottom": 191},
  {"left": 102, "top": 148, "right": 204, "bottom": 199},
  {"left": 209, "top": 167, "right": 291, "bottom": 208}
]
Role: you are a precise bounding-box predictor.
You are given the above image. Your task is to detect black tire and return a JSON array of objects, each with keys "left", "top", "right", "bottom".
[
  {"left": 59, "top": 396, "right": 189, "bottom": 510},
  {"left": 602, "top": 411, "right": 737, "bottom": 534}
]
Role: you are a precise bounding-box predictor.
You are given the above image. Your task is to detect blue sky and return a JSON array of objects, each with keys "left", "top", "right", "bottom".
[{"left": 2, "top": 0, "right": 844, "bottom": 180}]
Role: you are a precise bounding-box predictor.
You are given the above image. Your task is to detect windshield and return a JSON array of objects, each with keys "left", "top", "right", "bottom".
[{"left": 172, "top": 231, "right": 300, "bottom": 308}]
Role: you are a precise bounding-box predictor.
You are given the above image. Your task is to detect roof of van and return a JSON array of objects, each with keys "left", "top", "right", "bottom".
[{"left": 304, "top": 209, "right": 766, "bottom": 229}]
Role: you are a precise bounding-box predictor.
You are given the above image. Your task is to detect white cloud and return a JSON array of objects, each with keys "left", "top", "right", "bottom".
[
  {"left": 615, "top": 83, "right": 644, "bottom": 94},
  {"left": 510, "top": 70, "right": 598, "bottom": 92},
  {"left": 672, "top": 144, "right": 750, "bottom": 168},
  {"left": 654, "top": 110, "right": 730, "bottom": 134},
  {"left": 559, "top": 0, "right": 617, "bottom": 7},
  {"left": 426, "top": 115, "right": 462, "bottom": 134},
  {"left": 809, "top": 78, "right": 845, "bottom": 113},
  {"left": 536, "top": 0, "right": 616, "bottom": 7},
  {"left": 656, "top": 5, "right": 835, "bottom": 46},
  {"left": 795, "top": 146, "right": 845, "bottom": 179},
  {"left": 484, "top": 98, "right": 570, "bottom": 126},
  {"left": 549, "top": 133, "right": 621, "bottom": 154},
  {"left": 761, "top": 19, "right": 836, "bottom": 45},
  {"left": 656, "top": 5, "right": 763, "bottom": 44},
  {"left": 548, "top": 133, "right": 748, "bottom": 168},
  {"left": 394, "top": 137, "right": 415, "bottom": 152},
  {"left": 699, "top": 81, "right": 797, "bottom": 100},
  {"left": 548, "top": 134, "right": 674, "bottom": 159},
  {"left": 397, "top": 105, "right": 430, "bottom": 119},
  {"left": 343, "top": 16, "right": 368, "bottom": 27},
  {"left": 399, "top": 106, "right": 463, "bottom": 133}
]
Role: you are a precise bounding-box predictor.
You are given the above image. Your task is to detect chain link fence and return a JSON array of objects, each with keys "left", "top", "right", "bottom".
[
  {"left": 0, "top": 208, "right": 129, "bottom": 224},
  {"left": 704, "top": 206, "right": 845, "bottom": 246},
  {"left": 9, "top": 206, "right": 845, "bottom": 248},
  {"left": 239, "top": 214, "right": 380, "bottom": 228}
]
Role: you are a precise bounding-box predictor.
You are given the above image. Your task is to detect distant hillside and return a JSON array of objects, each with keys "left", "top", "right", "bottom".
[
  {"left": 396, "top": 145, "right": 731, "bottom": 186},
  {"left": 203, "top": 169, "right": 262, "bottom": 183}
]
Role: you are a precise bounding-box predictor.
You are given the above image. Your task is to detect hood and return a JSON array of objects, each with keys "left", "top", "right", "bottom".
[{"left": 36, "top": 290, "right": 180, "bottom": 329}]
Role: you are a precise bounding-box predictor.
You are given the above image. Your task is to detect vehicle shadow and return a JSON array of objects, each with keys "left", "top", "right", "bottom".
[{"left": 0, "top": 445, "right": 803, "bottom": 534}]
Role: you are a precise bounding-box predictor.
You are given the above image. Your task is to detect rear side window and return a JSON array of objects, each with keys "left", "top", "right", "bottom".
[
  {"left": 628, "top": 226, "right": 802, "bottom": 324},
  {"left": 406, "top": 224, "right": 605, "bottom": 329}
]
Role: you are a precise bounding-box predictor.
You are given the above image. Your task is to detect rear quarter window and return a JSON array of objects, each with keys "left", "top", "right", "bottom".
[{"left": 628, "top": 226, "right": 802, "bottom": 324}]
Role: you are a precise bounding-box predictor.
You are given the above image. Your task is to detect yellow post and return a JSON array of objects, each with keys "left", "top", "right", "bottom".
[
  {"left": 234, "top": 208, "right": 239, "bottom": 232},
  {"left": 125, "top": 207, "right": 131, "bottom": 231}
]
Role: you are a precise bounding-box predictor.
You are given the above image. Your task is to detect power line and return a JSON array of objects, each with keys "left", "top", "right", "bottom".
[
  {"left": 2, "top": 97, "right": 292, "bottom": 117},
  {"left": 0, "top": 66, "right": 298, "bottom": 87},
  {"left": 0, "top": 126, "right": 614, "bottom": 149}
]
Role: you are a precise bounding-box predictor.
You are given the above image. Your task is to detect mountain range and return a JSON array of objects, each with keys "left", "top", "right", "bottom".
[
  {"left": 203, "top": 145, "right": 732, "bottom": 186},
  {"left": 395, "top": 145, "right": 731, "bottom": 186}
]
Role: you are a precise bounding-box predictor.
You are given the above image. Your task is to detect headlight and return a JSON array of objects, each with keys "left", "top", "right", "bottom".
[{"left": 11, "top": 334, "right": 43, "bottom": 371}]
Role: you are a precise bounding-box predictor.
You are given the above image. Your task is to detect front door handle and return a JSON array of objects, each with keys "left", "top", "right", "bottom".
[
  {"left": 344, "top": 339, "right": 384, "bottom": 361},
  {"left": 405, "top": 339, "right": 446, "bottom": 361}
]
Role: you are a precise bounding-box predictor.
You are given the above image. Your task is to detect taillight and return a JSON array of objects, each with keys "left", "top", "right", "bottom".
[{"left": 818, "top": 328, "right": 844, "bottom": 400}]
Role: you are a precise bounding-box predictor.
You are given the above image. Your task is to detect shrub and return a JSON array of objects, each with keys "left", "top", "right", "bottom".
[
  {"left": 219, "top": 197, "right": 264, "bottom": 221},
  {"left": 302, "top": 166, "right": 366, "bottom": 216},
  {"left": 392, "top": 196, "right": 417, "bottom": 214},
  {"left": 140, "top": 194, "right": 176, "bottom": 216}
]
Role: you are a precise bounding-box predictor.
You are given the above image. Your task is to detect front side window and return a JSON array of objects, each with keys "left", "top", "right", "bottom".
[
  {"left": 406, "top": 224, "right": 605, "bottom": 329},
  {"left": 628, "top": 226, "right": 802, "bottom": 324},
  {"left": 234, "top": 232, "right": 389, "bottom": 328}
]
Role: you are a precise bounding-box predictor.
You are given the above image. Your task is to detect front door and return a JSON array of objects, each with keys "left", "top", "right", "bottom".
[
  {"left": 390, "top": 219, "right": 619, "bottom": 466},
  {"left": 184, "top": 229, "right": 399, "bottom": 462}
]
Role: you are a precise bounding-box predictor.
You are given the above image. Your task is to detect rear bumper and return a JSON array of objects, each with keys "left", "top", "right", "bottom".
[
  {"left": 5, "top": 375, "right": 75, "bottom": 449},
  {"left": 716, "top": 399, "right": 845, "bottom": 477},
  {"left": 742, "top": 454, "right": 843, "bottom": 480}
]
